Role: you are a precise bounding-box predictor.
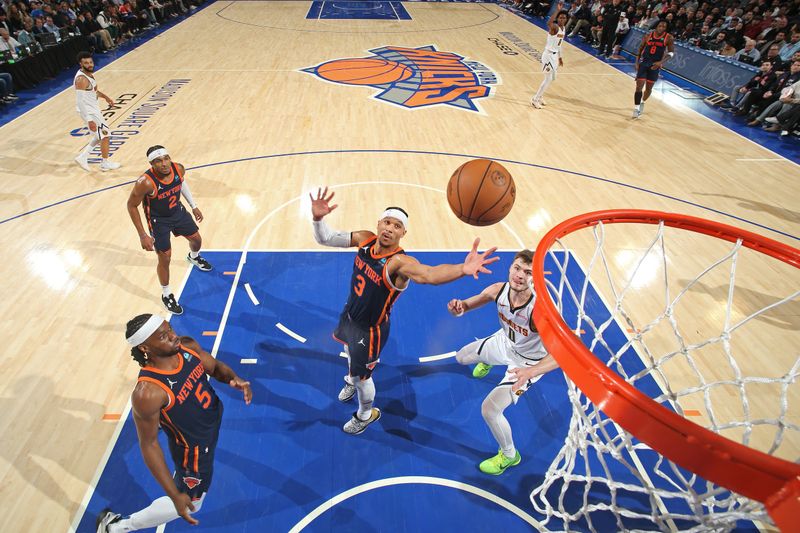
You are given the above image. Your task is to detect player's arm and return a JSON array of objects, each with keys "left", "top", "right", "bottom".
[
  {"left": 509, "top": 355, "right": 560, "bottom": 392},
  {"left": 635, "top": 35, "right": 647, "bottom": 68},
  {"left": 127, "top": 176, "right": 156, "bottom": 251},
  {"left": 390, "top": 238, "right": 498, "bottom": 285},
  {"left": 547, "top": 2, "right": 563, "bottom": 34},
  {"left": 176, "top": 163, "right": 203, "bottom": 222},
  {"left": 96, "top": 87, "right": 114, "bottom": 107},
  {"left": 309, "top": 186, "right": 374, "bottom": 247},
  {"left": 131, "top": 383, "right": 199, "bottom": 525},
  {"left": 447, "top": 281, "right": 504, "bottom": 316},
  {"left": 180, "top": 337, "right": 252, "bottom": 404}
]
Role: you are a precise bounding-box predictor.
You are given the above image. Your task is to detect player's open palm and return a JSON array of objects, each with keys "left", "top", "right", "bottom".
[
  {"left": 462, "top": 238, "right": 499, "bottom": 279},
  {"left": 310, "top": 186, "right": 338, "bottom": 220}
]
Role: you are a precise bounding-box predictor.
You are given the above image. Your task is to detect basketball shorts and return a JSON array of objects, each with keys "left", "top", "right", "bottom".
[
  {"left": 85, "top": 114, "right": 110, "bottom": 141},
  {"left": 541, "top": 51, "right": 559, "bottom": 79},
  {"left": 333, "top": 312, "right": 389, "bottom": 379},
  {"left": 475, "top": 330, "right": 548, "bottom": 402},
  {"left": 169, "top": 442, "right": 216, "bottom": 499},
  {"left": 636, "top": 63, "right": 661, "bottom": 84},
  {"left": 149, "top": 207, "right": 199, "bottom": 252}
]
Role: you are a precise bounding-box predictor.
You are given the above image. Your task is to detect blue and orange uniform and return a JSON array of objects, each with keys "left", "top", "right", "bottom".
[
  {"left": 334, "top": 235, "right": 406, "bottom": 379},
  {"left": 138, "top": 343, "right": 223, "bottom": 498},
  {"left": 141, "top": 162, "right": 198, "bottom": 252},
  {"left": 637, "top": 31, "right": 671, "bottom": 84}
]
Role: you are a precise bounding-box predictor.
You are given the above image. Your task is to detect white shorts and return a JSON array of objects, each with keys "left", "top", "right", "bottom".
[
  {"left": 85, "top": 115, "right": 110, "bottom": 141},
  {"left": 541, "top": 51, "right": 559, "bottom": 79},
  {"left": 476, "top": 330, "right": 548, "bottom": 400}
]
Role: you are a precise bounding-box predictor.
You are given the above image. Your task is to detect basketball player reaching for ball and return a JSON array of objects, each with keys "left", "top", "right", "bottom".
[
  {"left": 96, "top": 314, "right": 252, "bottom": 532},
  {"left": 447, "top": 250, "right": 559, "bottom": 475},
  {"left": 532, "top": 3, "right": 568, "bottom": 109},
  {"left": 310, "top": 187, "right": 499, "bottom": 435},
  {"left": 127, "top": 146, "right": 213, "bottom": 315},
  {"left": 632, "top": 20, "right": 674, "bottom": 119},
  {"left": 73, "top": 52, "right": 122, "bottom": 172}
]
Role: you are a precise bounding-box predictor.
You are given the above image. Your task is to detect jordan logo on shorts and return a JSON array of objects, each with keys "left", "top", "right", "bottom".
[{"left": 358, "top": 338, "right": 366, "bottom": 346}]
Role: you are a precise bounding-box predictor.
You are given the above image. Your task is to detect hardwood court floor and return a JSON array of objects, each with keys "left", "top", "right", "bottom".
[{"left": 0, "top": 1, "right": 797, "bottom": 531}]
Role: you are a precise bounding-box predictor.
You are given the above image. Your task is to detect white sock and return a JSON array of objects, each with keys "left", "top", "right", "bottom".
[
  {"left": 481, "top": 386, "right": 516, "bottom": 458},
  {"left": 109, "top": 493, "right": 206, "bottom": 532},
  {"left": 534, "top": 70, "right": 554, "bottom": 101},
  {"left": 639, "top": 101, "right": 646, "bottom": 112},
  {"left": 355, "top": 377, "right": 375, "bottom": 420},
  {"left": 162, "top": 285, "right": 171, "bottom": 297},
  {"left": 189, "top": 250, "right": 199, "bottom": 259},
  {"left": 80, "top": 139, "right": 99, "bottom": 156}
]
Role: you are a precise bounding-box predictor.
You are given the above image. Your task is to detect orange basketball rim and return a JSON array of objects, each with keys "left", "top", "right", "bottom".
[{"left": 531, "top": 209, "right": 800, "bottom": 531}]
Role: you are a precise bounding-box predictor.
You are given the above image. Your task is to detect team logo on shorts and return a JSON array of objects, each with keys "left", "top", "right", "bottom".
[
  {"left": 302, "top": 45, "right": 500, "bottom": 112},
  {"left": 183, "top": 476, "right": 202, "bottom": 489}
]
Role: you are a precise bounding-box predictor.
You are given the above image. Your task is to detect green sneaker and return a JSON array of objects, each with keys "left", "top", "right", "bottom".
[
  {"left": 472, "top": 363, "right": 493, "bottom": 378},
  {"left": 479, "top": 449, "right": 521, "bottom": 475}
]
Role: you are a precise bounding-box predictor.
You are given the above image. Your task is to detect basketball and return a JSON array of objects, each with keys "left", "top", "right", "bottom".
[
  {"left": 446, "top": 159, "right": 516, "bottom": 226},
  {"left": 315, "top": 58, "right": 413, "bottom": 86}
]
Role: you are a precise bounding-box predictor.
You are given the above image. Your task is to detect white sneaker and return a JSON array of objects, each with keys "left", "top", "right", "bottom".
[
  {"left": 539, "top": 97, "right": 547, "bottom": 106},
  {"left": 100, "top": 160, "right": 121, "bottom": 171},
  {"left": 75, "top": 154, "right": 90, "bottom": 171},
  {"left": 343, "top": 408, "right": 381, "bottom": 435},
  {"left": 338, "top": 380, "right": 356, "bottom": 402},
  {"left": 631, "top": 108, "right": 640, "bottom": 119},
  {"left": 531, "top": 97, "right": 543, "bottom": 109},
  {"left": 95, "top": 508, "right": 122, "bottom": 533},
  {"left": 765, "top": 116, "right": 779, "bottom": 124}
]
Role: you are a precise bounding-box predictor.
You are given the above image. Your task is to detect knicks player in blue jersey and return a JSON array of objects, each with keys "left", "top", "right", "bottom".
[
  {"left": 310, "top": 187, "right": 499, "bottom": 435},
  {"left": 632, "top": 19, "right": 675, "bottom": 119},
  {"left": 127, "top": 145, "right": 213, "bottom": 315},
  {"left": 96, "top": 313, "right": 252, "bottom": 532}
]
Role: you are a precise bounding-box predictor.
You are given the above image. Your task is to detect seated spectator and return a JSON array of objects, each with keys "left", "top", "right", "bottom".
[
  {"left": 760, "top": 30, "right": 787, "bottom": 56},
  {"left": 749, "top": 76, "right": 800, "bottom": 127},
  {"left": 719, "top": 39, "right": 737, "bottom": 57},
  {"left": 636, "top": 9, "right": 659, "bottom": 30},
  {"left": 706, "top": 31, "right": 729, "bottom": 52},
  {"left": 43, "top": 15, "right": 60, "bottom": 35},
  {"left": 761, "top": 43, "right": 784, "bottom": 70},
  {"left": 4, "top": 5, "right": 25, "bottom": 35},
  {"left": 31, "top": 16, "right": 47, "bottom": 35},
  {"left": 0, "top": 71, "right": 19, "bottom": 104},
  {"left": 16, "top": 18, "right": 35, "bottom": 46},
  {"left": 0, "top": 27, "right": 21, "bottom": 58},
  {"left": 77, "top": 11, "right": 114, "bottom": 51},
  {"left": 733, "top": 59, "right": 778, "bottom": 115},
  {"left": 734, "top": 38, "right": 762, "bottom": 64},
  {"left": 610, "top": 12, "right": 629, "bottom": 59},
  {"left": 731, "top": 60, "right": 774, "bottom": 108},
  {"left": 29, "top": 1, "right": 45, "bottom": 20},
  {"left": 679, "top": 22, "right": 699, "bottom": 43},
  {"left": 566, "top": 0, "right": 591, "bottom": 38},
  {"left": 746, "top": 59, "right": 800, "bottom": 119},
  {"left": 779, "top": 32, "right": 800, "bottom": 62},
  {"left": 591, "top": 13, "right": 604, "bottom": 47},
  {"left": 763, "top": 88, "right": 800, "bottom": 135}
]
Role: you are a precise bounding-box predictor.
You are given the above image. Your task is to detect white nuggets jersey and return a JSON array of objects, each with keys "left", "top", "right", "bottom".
[
  {"left": 74, "top": 70, "right": 102, "bottom": 120},
  {"left": 544, "top": 26, "right": 566, "bottom": 55},
  {"left": 495, "top": 283, "right": 546, "bottom": 360}
]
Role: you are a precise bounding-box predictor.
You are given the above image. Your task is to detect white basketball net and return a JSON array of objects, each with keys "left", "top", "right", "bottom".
[{"left": 530, "top": 219, "right": 800, "bottom": 532}]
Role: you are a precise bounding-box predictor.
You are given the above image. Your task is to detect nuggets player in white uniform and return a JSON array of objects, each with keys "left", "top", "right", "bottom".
[
  {"left": 74, "top": 51, "right": 121, "bottom": 172},
  {"left": 447, "top": 250, "right": 559, "bottom": 475},
  {"left": 532, "top": 4, "right": 568, "bottom": 109}
]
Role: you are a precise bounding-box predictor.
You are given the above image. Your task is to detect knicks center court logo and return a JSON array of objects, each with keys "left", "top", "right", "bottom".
[{"left": 302, "top": 45, "right": 500, "bottom": 112}]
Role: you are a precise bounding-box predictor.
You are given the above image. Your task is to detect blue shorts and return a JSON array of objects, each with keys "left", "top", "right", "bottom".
[
  {"left": 170, "top": 443, "right": 215, "bottom": 499},
  {"left": 333, "top": 312, "right": 389, "bottom": 379},
  {"left": 636, "top": 63, "right": 661, "bottom": 84},
  {"left": 149, "top": 208, "right": 198, "bottom": 252}
]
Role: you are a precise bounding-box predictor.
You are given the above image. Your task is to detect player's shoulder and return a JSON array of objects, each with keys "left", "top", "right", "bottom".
[
  {"left": 135, "top": 172, "right": 156, "bottom": 189},
  {"left": 484, "top": 281, "right": 505, "bottom": 298},
  {"left": 132, "top": 377, "right": 168, "bottom": 411},
  {"left": 179, "top": 335, "right": 201, "bottom": 352}
]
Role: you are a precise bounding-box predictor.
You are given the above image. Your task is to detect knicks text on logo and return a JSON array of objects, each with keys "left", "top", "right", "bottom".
[{"left": 302, "top": 45, "right": 499, "bottom": 112}]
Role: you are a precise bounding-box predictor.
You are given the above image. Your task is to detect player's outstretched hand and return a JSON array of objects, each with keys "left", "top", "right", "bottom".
[
  {"left": 447, "top": 299, "right": 465, "bottom": 316},
  {"left": 230, "top": 378, "right": 252, "bottom": 405},
  {"left": 310, "top": 186, "right": 338, "bottom": 221},
  {"left": 462, "top": 238, "right": 499, "bottom": 279},
  {"left": 192, "top": 207, "right": 203, "bottom": 223},
  {"left": 170, "top": 492, "right": 198, "bottom": 525}
]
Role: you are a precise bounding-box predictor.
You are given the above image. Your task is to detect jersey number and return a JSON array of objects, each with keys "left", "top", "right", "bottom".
[
  {"left": 195, "top": 382, "right": 212, "bottom": 409},
  {"left": 168, "top": 195, "right": 178, "bottom": 210},
  {"left": 650, "top": 45, "right": 657, "bottom": 54},
  {"left": 354, "top": 274, "right": 366, "bottom": 297},
  {"left": 508, "top": 329, "right": 516, "bottom": 342}
]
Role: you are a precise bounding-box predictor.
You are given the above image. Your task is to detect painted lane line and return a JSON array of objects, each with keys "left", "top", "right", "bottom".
[
  {"left": 419, "top": 351, "right": 457, "bottom": 363},
  {"left": 244, "top": 283, "right": 260, "bottom": 305},
  {"left": 288, "top": 476, "right": 542, "bottom": 533},
  {"left": 735, "top": 158, "right": 786, "bottom": 162},
  {"left": 276, "top": 323, "right": 307, "bottom": 343},
  {"left": 240, "top": 358, "right": 257, "bottom": 364}
]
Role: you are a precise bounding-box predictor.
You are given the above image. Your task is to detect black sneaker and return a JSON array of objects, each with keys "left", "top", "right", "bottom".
[
  {"left": 162, "top": 293, "right": 184, "bottom": 315},
  {"left": 96, "top": 508, "right": 122, "bottom": 533},
  {"left": 187, "top": 253, "right": 213, "bottom": 272}
]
